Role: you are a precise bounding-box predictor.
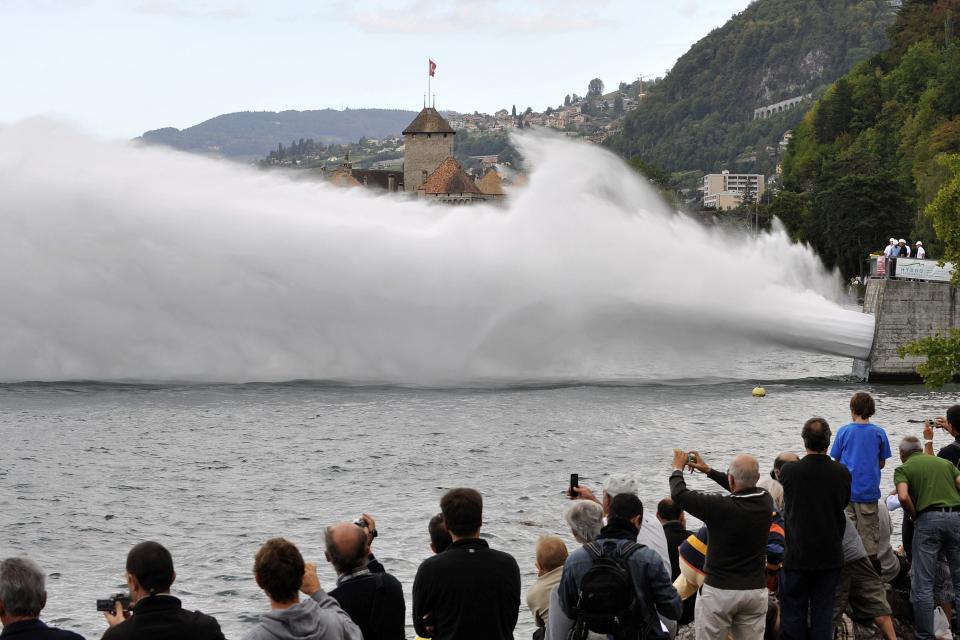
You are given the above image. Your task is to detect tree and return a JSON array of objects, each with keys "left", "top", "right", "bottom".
[
  {"left": 587, "top": 78, "right": 604, "bottom": 99},
  {"left": 926, "top": 154, "right": 960, "bottom": 281},
  {"left": 627, "top": 156, "right": 670, "bottom": 189},
  {"left": 564, "top": 94, "right": 571, "bottom": 107},
  {"left": 619, "top": 81, "right": 629, "bottom": 92},
  {"left": 511, "top": 105, "right": 517, "bottom": 117},
  {"left": 898, "top": 329, "right": 960, "bottom": 389},
  {"left": 545, "top": 106, "right": 554, "bottom": 115},
  {"left": 613, "top": 95, "right": 624, "bottom": 115}
]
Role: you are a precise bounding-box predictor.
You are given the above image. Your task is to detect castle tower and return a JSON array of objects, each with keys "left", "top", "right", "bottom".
[{"left": 402, "top": 107, "right": 455, "bottom": 192}]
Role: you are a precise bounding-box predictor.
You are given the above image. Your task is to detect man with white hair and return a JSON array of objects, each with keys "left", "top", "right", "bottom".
[
  {"left": 670, "top": 451, "right": 773, "bottom": 640},
  {"left": 563, "top": 500, "right": 604, "bottom": 544},
  {"left": 916, "top": 241, "right": 926, "bottom": 260},
  {"left": 570, "top": 473, "right": 671, "bottom": 574},
  {"left": 0, "top": 557, "right": 84, "bottom": 639}
]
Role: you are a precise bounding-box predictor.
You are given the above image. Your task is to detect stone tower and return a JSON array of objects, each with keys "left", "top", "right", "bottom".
[{"left": 403, "top": 107, "right": 455, "bottom": 192}]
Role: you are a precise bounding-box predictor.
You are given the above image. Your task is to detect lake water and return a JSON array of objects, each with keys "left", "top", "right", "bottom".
[{"left": 1, "top": 349, "right": 952, "bottom": 639}]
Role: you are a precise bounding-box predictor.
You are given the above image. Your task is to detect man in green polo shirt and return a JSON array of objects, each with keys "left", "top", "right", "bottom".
[{"left": 893, "top": 436, "right": 960, "bottom": 639}]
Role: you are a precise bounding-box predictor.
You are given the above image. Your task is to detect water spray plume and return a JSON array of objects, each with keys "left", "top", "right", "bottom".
[{"left": 0, "top": 120, "right": 874, "bottom": 383}]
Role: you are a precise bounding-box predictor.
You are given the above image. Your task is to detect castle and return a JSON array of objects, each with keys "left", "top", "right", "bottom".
[{"left": 328, "top": 106, "right": 503, "bottom": 204}]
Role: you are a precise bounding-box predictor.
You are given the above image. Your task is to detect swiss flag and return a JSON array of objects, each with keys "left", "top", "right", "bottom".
[{"left": 429, "top": 59, "right": 437, "bottom": 77}]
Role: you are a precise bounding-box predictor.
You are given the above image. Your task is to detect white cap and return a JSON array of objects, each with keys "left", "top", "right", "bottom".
[
  {"left": 916, "top": 241, "right": 923, "bottom": 246},
  {"left": 603, "top": 473, "right": 638, "bottom": 498},
  {"left": 899, "top": 238, "right": 906, "bottom": 243},
  {"left": 889, "top": 238, "right": 896, "bottom": 243}
]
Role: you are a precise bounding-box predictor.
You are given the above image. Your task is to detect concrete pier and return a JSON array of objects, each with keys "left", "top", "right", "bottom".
[{"left": 854, "top": 278, "right": 959, "bottom": 381}]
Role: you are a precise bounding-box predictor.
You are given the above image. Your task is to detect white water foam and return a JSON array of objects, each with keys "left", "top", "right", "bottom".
[{"left": 0, "top": 120, "right": 874, "bottom": 383}]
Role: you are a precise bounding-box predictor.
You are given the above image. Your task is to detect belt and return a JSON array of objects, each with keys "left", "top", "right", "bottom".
[{"left": 920, "top": 506, "right": 960, "bottom": 514}]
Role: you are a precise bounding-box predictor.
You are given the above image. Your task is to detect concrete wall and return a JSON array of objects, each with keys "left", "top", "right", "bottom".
[
  {"left": 854, "top": 278, "right": 959, "bottom": 381},
  {"left": 403, "top": 132, "right": 455, "bottom": 192}
]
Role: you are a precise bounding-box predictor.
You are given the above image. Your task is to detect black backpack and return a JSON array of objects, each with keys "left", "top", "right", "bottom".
[{"left": 568, "top": 541, "right": 667, "bottom": 640}]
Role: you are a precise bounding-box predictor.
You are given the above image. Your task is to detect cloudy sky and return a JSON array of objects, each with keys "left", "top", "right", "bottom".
[{"left": 1, "top": 0, "right": 753, "bottom": 138}]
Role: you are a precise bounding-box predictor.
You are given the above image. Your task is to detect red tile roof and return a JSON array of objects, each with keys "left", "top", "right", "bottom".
[{"left": 421, "top": 157, "right": 482, "bottom": 195}]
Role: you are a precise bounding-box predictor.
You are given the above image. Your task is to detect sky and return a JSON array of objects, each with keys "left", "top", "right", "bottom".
[{"left": 0, "top": 0, "right": 754, "bottom": 139}]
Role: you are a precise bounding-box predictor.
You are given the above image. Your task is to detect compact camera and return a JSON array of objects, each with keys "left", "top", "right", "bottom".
[{"left": 96, "top": 593, "right": 131, "bottom": 613}]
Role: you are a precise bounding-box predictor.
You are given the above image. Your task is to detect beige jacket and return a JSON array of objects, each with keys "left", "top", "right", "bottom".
[{"left": 525, "top": 566, "right": 564, "bottom": 628}]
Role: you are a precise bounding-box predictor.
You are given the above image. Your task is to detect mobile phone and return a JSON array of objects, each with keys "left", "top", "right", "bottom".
[{"left": 569, "top": 473, "right": 579, "bottom": 497}]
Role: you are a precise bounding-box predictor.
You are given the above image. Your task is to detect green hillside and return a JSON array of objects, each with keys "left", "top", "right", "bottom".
[
  {"left": 139, "top": 108, "right": 418, "bottom": 160},
  {"left": 773, "top": 0, "right": 960, "bottom": 277},
  {"left": 608, "top": 0, "right": 895, "bottom": 175}
]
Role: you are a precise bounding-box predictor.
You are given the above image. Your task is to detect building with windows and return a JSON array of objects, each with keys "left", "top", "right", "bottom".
[
  {"left": 701, "top": 170, "right": 765, "bottom": 210},
  {"left": 402, "top": 107, "right": 456, "bottom": 192}
]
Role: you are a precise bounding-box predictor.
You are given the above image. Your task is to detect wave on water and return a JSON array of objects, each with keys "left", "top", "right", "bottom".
[{"left": 0, "top": 119, "right": 874, "bottom": 384}]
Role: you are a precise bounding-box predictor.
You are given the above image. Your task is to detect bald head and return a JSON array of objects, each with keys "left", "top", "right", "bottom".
[
  {"left": 728, "top": 455, "right": 760, "bottom": 491},
  {"left": 324, "top": 522, "right": 367, "bottom": 576},
  {"left": 773, "top": 452, "right": 799, "bottom": 480},
  {"left": 535, "top": 536, "right": 568, "bottom": 576}
]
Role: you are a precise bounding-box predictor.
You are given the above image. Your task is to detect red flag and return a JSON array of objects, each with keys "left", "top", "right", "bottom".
[{"left": 429, "top": 59, "right": 437, "bottom": 77}]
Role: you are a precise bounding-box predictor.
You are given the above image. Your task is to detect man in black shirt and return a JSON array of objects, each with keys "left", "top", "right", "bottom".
[
  {"left": 670, "top": 451, "right": 772, "bottom": 639},
  {"left": 780, "top": 418, "right": 852, "bottom": 640},
  {"left": 326, "top": 522, "right": 405, "bottom": 640},
  {"left": 925, "top": 405, "right": 960, "bottom": 466},
  {"left": 101, "top": 541, "right": 225, "bottom": 640},
  {"left": 412, "top": 488, "right": 520, "bottom": 640}
]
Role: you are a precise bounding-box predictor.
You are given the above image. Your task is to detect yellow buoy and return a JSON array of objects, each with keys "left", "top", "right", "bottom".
[{"left": 752, "top": 386, "right": 766, "bottom": 397}]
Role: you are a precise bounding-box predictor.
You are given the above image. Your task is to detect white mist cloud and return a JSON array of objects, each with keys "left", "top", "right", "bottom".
[{"left": 0, "top": 120, "right": 873, "bottom": 383}]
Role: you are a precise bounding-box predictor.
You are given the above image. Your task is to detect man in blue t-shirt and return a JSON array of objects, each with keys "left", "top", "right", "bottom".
[{"left": 831, "top": 392, "right": 892, "bottom": 569}]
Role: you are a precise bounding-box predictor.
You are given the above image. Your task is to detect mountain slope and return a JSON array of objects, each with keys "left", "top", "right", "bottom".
[
  {"left": 608, "top": 0, "right": 896, "bottom": 174},
  {"left": 139, "top": 108, "right": 418, "bottom": 159},
  {"left": 772, "top": 0, "right": 960, "bottom": 277}
]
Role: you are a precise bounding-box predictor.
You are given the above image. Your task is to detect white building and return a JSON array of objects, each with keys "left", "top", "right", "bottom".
[{"left": 701, "top": 170, "right": 765, "bottom": 210}]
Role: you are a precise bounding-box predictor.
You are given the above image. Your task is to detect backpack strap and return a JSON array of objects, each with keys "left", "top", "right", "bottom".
[
  {"left": 583, "top": 541, "right": 604, "bottom": 560},
  {"left": 618, "top": 542, "right": 645, "bottom": 562}
]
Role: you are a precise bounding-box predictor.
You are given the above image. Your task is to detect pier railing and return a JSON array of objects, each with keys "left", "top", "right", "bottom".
[{"left": 868, "top": 255, "right": 955, "bottom": 282}]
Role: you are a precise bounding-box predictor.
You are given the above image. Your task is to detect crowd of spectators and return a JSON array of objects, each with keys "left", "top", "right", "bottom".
[{"left": 3, "top": 393, "right": 960, "bottom": 640}]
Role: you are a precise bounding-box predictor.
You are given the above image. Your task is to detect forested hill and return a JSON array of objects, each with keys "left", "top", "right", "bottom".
[
  {"left": 772, "top": 0, "right": 960, "bottom": 278},
  {"left": 607, "top": 0, "right": 895, "bottom": 175},
  {"left": 139, "top": 108, "right": 417, "bottom": 160}
]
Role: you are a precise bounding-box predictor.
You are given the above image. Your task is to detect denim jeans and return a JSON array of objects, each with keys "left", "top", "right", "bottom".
[{"left": 911, "top": 511, "right": 960, "bottom": 639}]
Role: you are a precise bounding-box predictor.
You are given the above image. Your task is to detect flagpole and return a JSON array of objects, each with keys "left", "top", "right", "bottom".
[{"left": 428, "top": 59, "right": 431, "bottom": 108}]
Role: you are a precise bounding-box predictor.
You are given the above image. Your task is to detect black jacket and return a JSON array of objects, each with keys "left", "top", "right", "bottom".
[
  {"left": 1, "top": 619, "right": 84, "bottom": 640},
  {"left": 780, "top": 453, "right": 851, "bottom": 570},
  {"left": 100, "top": 595, "right": 225, "bottom": 640},
  {"left": 670, "top": 470, "right": 772, "bottom": 590},
  {"left": 412, "top": 538, "right": 520, "bottom": 640},
  {"left": 330, "top": 570, "right": 405, "bottom": 640}
]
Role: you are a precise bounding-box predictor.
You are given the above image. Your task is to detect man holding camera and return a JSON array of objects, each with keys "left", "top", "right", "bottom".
[
  {"left": 325, "top": 518, "right": 405, "bottom": 640},
  {"left": 670, "top": 450, "right": 772, "bottom": 640},
  {"left": 924, "top": 405, "right": 960, "bottom": 466},
  {"left": 102, "top": 541, "right": 225, "bottom": 640}
]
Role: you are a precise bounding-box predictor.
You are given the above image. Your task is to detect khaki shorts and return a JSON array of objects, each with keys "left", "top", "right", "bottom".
[
  {"left": 847, "top": 502, "right": 881, "bottom": 556},
  {"left": 834, "top": 557, "right": 891, "bottom": 622}
]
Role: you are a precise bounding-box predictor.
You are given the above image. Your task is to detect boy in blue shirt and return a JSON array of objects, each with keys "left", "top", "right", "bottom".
[{"left": 831, "top": 392, "right": 892, "bottom": 569}]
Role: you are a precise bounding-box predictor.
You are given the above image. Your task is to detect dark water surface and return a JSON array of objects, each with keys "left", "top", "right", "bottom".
[{"left": 1, "top": 352, "right": 954, "bottom": 639}]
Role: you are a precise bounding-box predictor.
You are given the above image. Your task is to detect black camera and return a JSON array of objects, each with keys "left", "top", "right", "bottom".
[{"left": 96, "top": 593, "right": 131, "bottom": 613}]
